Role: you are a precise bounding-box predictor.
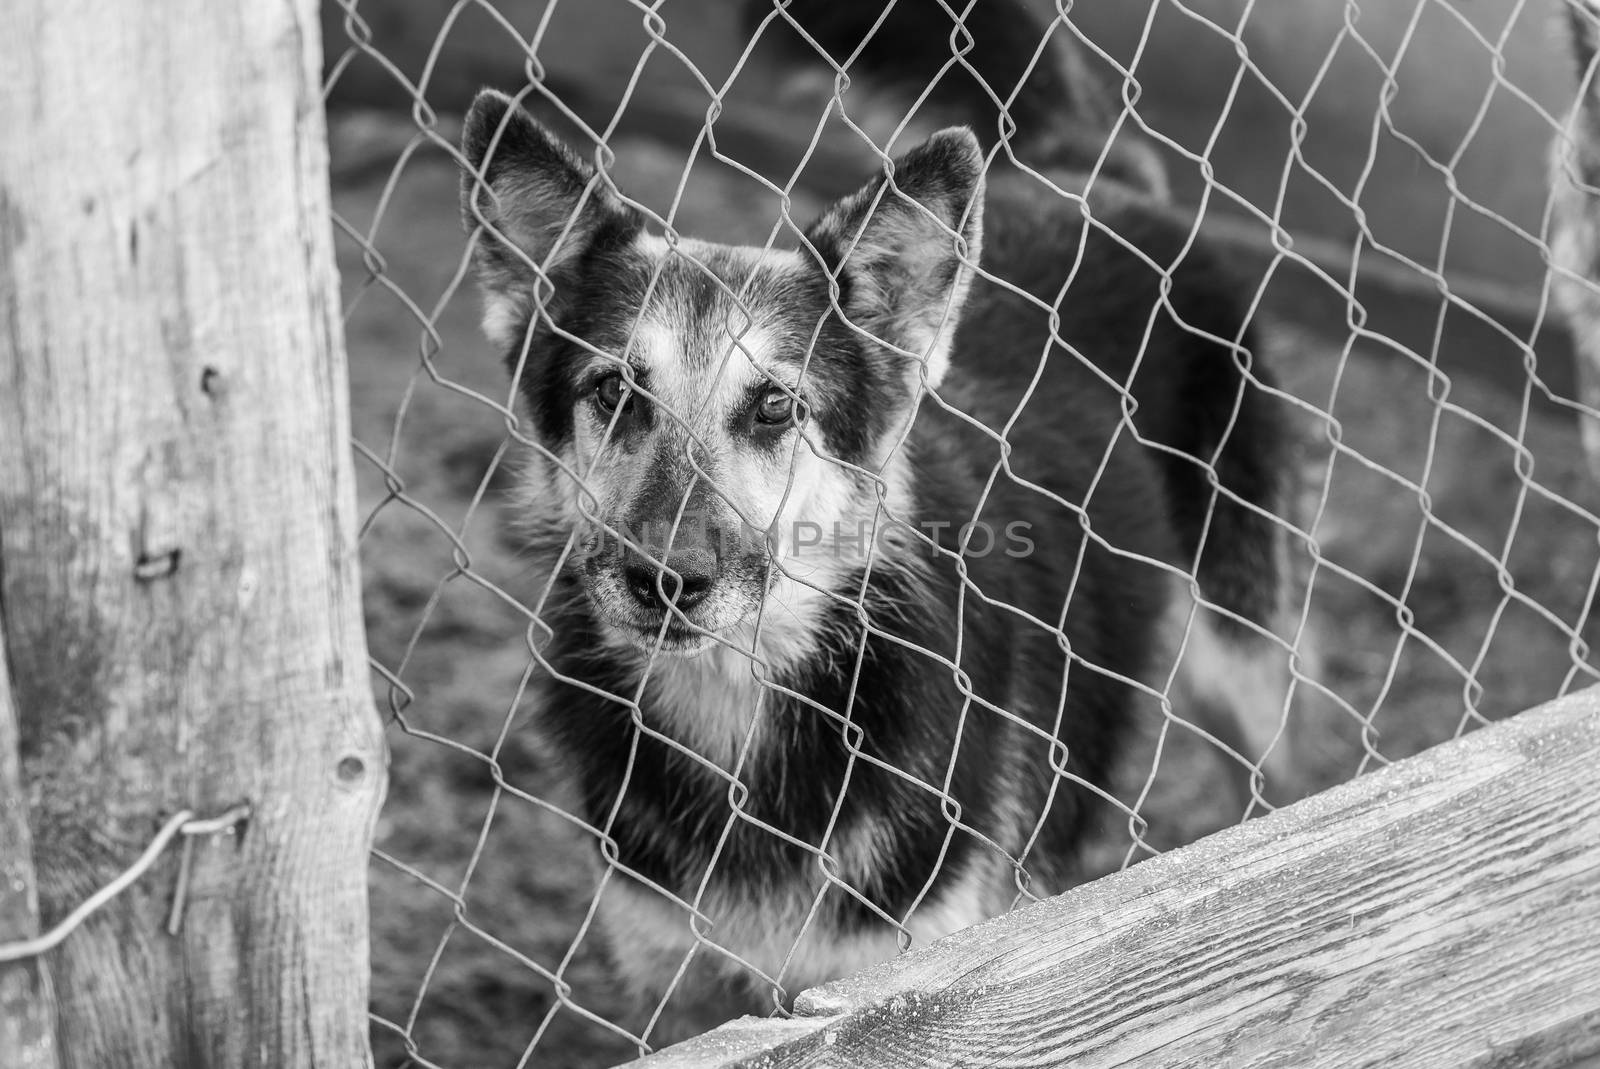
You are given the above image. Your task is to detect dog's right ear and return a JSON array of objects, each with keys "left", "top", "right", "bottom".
[
  {"left": 802, "top": 128, "right": 985, "bottom": 393},
  {"left": 460, "top": 89, "right": 642, "bottom": 349}
]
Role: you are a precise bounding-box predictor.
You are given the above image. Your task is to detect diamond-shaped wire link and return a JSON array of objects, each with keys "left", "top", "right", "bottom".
[{"left": 323, "top": 1, "right": 1600, "bottom": 1062}]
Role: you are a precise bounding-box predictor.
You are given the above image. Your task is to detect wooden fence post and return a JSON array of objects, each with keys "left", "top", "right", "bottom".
[
  {"left": 0, "top": 620, "right": 58, "bottom": 1068},
  {"left": 0, "top": 1, "right": 385, "bottom": 1065}
]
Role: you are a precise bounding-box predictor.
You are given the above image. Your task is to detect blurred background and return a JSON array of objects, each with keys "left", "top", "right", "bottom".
[
  {"left": 327, "top": 0, "right": 1585, "bottom": 340},
  {"left": 320, "top": 1, "right": 1600, "bottom": 1065}
]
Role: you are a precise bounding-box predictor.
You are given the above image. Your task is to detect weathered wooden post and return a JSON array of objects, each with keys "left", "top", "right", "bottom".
[
  {"left": 0, "top": 622, "right": 58, "bottom": 1068},
  {"left": 0, "top": 1, "right": 385, "bottom": 1064}
]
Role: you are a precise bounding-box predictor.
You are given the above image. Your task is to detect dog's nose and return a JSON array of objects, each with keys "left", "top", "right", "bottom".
[{"left": 624, "top": 550, "right": 716, "bottom": 612}]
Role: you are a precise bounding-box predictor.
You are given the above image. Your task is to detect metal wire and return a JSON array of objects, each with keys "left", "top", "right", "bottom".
[
  {"left": 0, "top": 804, "right": 252, "bottom": 964},
  {"left": 324, "top": 0, "right": 1600, "bottom": 1062}
]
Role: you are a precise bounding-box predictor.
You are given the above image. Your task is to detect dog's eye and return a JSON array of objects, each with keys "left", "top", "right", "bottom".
[
  {"left": 595, "top": 372, "right": 629, "bottom": 414},
  {"left": 756, "top": 387, "right": 800, "bottom": 426}
]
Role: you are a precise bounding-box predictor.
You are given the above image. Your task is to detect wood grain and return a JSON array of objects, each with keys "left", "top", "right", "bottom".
[
  {"left": 0, "top": 1, "right": 385, "bottom": 1064},
  {"left": 0, "top": 616, "right": 60, "bottom": 1069},
  {"left": 629, "top": 685, "right": 1600, "bottom": 1068}
]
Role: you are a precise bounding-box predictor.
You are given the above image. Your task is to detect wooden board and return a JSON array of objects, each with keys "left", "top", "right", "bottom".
[
  {"left": 630, "top": 685, "right": 1600, "bottom": 1068},
  {"left": 0, "top": 1, "right": 385, "bottom": 1064}
]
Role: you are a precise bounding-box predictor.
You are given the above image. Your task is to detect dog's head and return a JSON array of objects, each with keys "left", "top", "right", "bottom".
[{"left": 460, "top": 90, "right": 984, "bottom": 657}]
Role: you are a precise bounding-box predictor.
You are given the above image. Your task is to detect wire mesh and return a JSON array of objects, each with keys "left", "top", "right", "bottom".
[{"left": 321, "top": 0, "right": 1600, "bottom": 1063}]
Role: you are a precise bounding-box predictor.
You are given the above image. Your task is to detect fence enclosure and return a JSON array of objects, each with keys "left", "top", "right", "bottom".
[
  {"left": 0, "top": 0, "right": 384, "bottom": 1064},
  {"left": 4, "top": 0, "right": 1600, "bottom": 1065},
  {"left": 330, "top": 0, "right": 1600, "bottom": 1063}
]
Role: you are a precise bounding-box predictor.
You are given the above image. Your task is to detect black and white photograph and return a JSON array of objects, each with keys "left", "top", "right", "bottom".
[{"left": 3, "top": 1, "right": 1600, "bottom": 1066}]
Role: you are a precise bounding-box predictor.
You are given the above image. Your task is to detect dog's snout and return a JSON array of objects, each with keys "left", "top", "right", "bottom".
[{"left": 624, "top": 549, "right": 717, "bottom": 612}]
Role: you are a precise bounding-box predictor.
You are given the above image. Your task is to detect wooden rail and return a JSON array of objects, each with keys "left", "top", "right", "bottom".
[{"left": 632, "top": 684, "right": 1600, "bottom": 1068}]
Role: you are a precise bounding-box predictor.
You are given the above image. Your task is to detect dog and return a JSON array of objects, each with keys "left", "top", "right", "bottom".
[
  {"left": 458, "top": 0, "right": 1300, "bottom": 1036},
  {"left": 1552, "top": 0, "right": 1600, "bottom": 480}
]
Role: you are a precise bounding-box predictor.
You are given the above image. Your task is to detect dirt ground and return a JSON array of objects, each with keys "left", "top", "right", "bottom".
[{"left": 332, "top": 120, "right": 1600, "bottom": 1068}]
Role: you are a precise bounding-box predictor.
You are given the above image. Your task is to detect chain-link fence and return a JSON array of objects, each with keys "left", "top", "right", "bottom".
[{"left": 321, "top": 0, "right": 1600, "bottom": 1064}]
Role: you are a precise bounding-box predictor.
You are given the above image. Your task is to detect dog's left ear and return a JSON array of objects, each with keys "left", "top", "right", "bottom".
[{"left": 804, "top": 128, "right": 985, "bottom": 391}]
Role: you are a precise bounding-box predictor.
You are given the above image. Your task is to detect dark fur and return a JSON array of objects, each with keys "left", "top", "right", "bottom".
[
  {"left": 745, "top": 0, "right": 1168, "bottom": 197},
  {"left": 1552, "top": 0, "right": 1600, "bottom": 481},
  {"left": 461, "top": 0, "right": 1289, "bottom": 1026}
]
